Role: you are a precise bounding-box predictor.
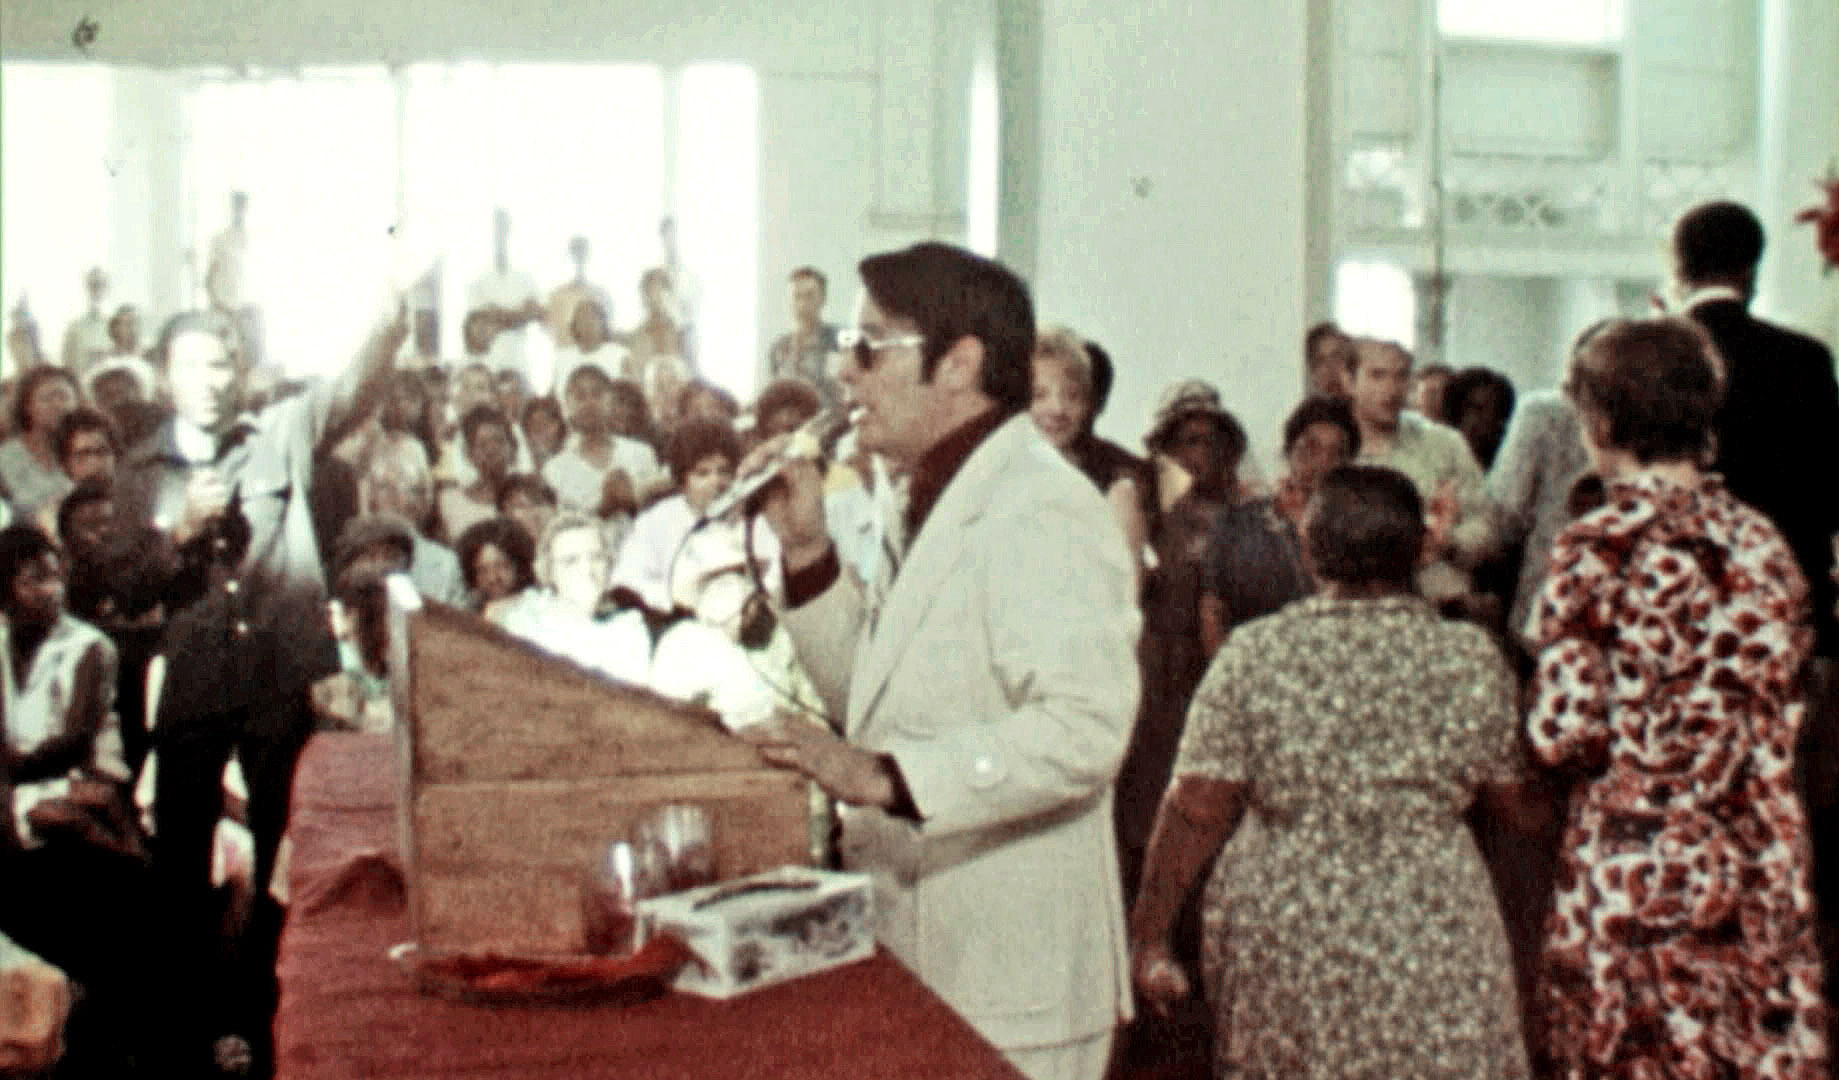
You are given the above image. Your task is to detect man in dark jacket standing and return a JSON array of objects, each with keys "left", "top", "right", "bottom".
[{"left": 1672, "top": 199, "right": 1839, "bottom": 1025}]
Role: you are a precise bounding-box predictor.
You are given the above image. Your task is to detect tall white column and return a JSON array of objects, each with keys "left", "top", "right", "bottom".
[
  {"left": 1756, "top": 0, "right": 1839, "bottom": 346},
  {"left": 1030, "top": 0, "right": 1312, "bottom": 467}
]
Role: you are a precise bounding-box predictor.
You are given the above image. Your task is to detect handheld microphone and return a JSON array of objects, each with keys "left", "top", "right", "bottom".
[{"left": 701, "top": 405, "right": 855, "bottom": 523}]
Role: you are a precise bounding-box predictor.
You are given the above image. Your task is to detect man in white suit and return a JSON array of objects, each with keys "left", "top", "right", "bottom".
[{"left": 745, "top": 243, "right": 1140, "bottom": 1080}]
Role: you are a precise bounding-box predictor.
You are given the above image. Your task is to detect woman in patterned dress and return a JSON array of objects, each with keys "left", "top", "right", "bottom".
[
  {"left": 1529, "top": 316, "right": 1829, "bottom": 1078},
  {"left": 1130, "top": 464, "right": 1537, "bottom": 1079}
]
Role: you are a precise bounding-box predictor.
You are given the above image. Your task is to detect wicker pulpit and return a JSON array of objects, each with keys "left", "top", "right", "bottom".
[{"left": 384, "top": 578, "right": 811, "bottom": 955}]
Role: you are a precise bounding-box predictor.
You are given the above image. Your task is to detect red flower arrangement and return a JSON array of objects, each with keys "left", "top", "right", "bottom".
[{"left": 1793, "top": 164, "right": 1839, "bottom": 274}]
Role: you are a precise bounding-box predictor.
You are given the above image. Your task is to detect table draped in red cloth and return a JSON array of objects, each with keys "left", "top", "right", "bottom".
[{"left": 274, "top": 732, "right": 1026, "bottom": 1080}]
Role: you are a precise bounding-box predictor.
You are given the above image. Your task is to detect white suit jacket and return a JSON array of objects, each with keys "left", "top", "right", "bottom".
[{"left": 783, "top": 413, "right": 1140, "bottom": 1051}]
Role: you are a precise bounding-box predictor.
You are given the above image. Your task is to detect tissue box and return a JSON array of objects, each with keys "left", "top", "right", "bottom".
[{"left": 637, "top": 868, "right": 874, "bottom": 999}]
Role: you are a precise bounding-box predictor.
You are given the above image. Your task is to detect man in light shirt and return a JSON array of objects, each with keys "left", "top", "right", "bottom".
[
  {"left": 466, "top": 209, "right": 544, "bottom": 382},
  {"left": 1346, "top": 337, "right": 1494, "bottom": 610}
]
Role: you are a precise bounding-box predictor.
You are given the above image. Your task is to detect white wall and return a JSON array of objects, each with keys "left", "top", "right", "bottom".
[
  {"left": 1442, "top": 276, "right": 1559, "bottom": 392},
  {"left": 1024, "top": 0, "right": 1314, "bottom": 472}
]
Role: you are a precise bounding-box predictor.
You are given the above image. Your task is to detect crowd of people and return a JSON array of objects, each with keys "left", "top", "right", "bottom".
[{"left": 0, "top": 198, "right": 1835, "bottom": 1080}]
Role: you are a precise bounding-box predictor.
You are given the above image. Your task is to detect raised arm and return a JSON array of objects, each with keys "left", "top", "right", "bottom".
[{"left": 319, "top": 298, "right": 411, "bottom": 451}]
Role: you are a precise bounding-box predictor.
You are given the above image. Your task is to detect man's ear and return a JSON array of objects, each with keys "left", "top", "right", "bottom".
[{"left": 933, "top": 335, "right": 985, "bottom": 395}]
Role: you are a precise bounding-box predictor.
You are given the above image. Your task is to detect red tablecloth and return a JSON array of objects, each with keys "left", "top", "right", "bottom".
[{"left": 274, "top": 733, "right": 1025, "bottom": 1079}]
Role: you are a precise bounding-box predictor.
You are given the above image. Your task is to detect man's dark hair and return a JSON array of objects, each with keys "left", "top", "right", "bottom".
[
  {"left": 0, "top": 522, "right": 59, "bottom": 614},
  {"left": 1305, "top": 465, "right": 1426, "bottom": 590},
  {"left": 564, "top": 362, "right": 617, "bottom": 398},
  {"left": 459, "top": 404, "right": 512, "bottom": 452},
  {"left": 152, "top": 308, "right": 241, "bottom": 374},
  {"left": 11, "top": 366, "right": 80, "bottom": 435},
  {"left": 1282, "top": 395, "right": 1362, "bottom": 458},
  {"left": 1304, "top": 321, "right": 1346, "bottom": 358},
  {"left": 857, "top": 242, "right": 1035, "bottom": 414},
  {"left": 56, "top": 478, "right": 113, "bottom": 549},
  {"left": 521, "top": 394, "right": 564, "bottom": 433},
  {"left": 1565, "top": 316, "right": 1723, "bottom": 465},
  {"left": 496, "top": 472, "right": 557, "bottom": 514},
  {"left": 789, "top": 266, "right": 827, "bottom": 293},
  {"left": 455, "top": 517, "right": 537, "bottom": 594},
  {"left": 674, "top": 379, "right": 739, "bottom": 423},
  {"left": 664, "top": 418, "right": 740, "bottom": 485},
  {"left": 1672, "top": 201, "right": 1765, "bottom": 284},
  {"left": 754, "top": 378, "right": 822, "bottom": 429},
  {"left": 1346, "top": 338, "right": 1413, "bottom": 377},
  {"left": 52, "top": 407, "right": 118, "bottom": 467},
  {"left": 1442, "top": 368, "right": 1516, "bottom": 426}
]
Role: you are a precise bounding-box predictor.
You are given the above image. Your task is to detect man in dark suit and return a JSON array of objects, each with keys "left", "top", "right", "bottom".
[
  {"left": 1672, "top": 200, "right": 1839, "bottom": 1019},
  {"left": 1672, "top": 201, "right": 1839, "bottom": 651}
]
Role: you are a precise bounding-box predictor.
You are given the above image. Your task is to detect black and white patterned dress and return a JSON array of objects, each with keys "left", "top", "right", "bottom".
[{"left": 1175, "top": 593, "right": 1531, "bottom": 1079}]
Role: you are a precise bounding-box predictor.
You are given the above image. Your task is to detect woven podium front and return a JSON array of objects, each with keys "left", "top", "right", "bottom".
[{"left": 385, "top": 581, "right": 810, "bottom": 956}]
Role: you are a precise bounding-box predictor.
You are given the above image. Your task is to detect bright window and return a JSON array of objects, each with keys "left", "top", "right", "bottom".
[
  {"left": 1334, "top": 260, "right": 1417, "bottom": 351},
  {"left": 403, "top": 62, "right": 667, "bottom": 391},
  {"left": 184, "top": 67, "right": 399, "bottom": 378},
  {"left": 1, "top": 63, "right": 114, "bottom": 370},
  {"left": 674, "top": 63, "right": 759, "bottom": 397},
  {"left": 1438, "top": 0, "right": 1624, "bottom": 45}
]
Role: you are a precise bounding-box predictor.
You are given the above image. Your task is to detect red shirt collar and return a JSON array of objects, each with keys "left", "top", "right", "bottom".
[{"left": 902, "top": 407, "right": 1013, "bottom": 542}]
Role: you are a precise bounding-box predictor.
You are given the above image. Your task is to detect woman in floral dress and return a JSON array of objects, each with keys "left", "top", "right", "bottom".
[
  {"left": 1130, "top": 464, "right": 1537, "bottom": 1079},
  {"left": 1529, "top": 316, "right": 1829, "bottom": 1078}
]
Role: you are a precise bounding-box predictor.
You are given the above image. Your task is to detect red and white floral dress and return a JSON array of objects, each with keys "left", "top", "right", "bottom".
[{"left": 1529, "top": 471, "right": 1829, "bottom": 1078}]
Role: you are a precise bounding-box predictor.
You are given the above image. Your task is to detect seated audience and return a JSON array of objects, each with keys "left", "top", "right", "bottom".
[
  {"left": 455, "top": 516, "right": 537, "bottom": 613},
  {"left": 85, "top": 356, "right": 163, "bottom": 448},
  {"left": 379, "top": 368, "right": 441, "bottom": 469},
  {"left": 609, "top": 417, "right": 745, "bottom": 612},
  {"left": 499, "top": 514, "right": 779, "bottom": 729},
  {"left": 497, "top": 473, "right": 564, "bottom": 559},
  {"left": 493, "top": 370, "right": 529, "bottom": 438},
  {"left": 607, "top": 376, "right": 659, "bottom": 450},
  {"left": 1199, "top": 394, "right": 1359, "bottom": 656},
  {"left": 520, "top": 394, "right": 566, "bottom": 470},
  {"left": 1346, "top": 337, "right": 1495, "bottom": 612},
  {"left": 0, "top": 522, "right": 168, "bottom": 1076},
  {"left": 0, "top": 367, "right": 81, "bottom": 520},
  {"left": 551, "top": 295, "right": 630, "bottom": 399},
  {"left": 443, "top": 360, "right": 533, "bottom": 487},
  {"left": 438, "top": 405, "right": 518, "bottom": 544},
  {"left": 1130, "top": 464, "right": 1536, "bottom": 1079},
  {"left": 51, "top": 407, "right": 119, "bottom": 492},
  {"left": 1029, "top": 327, "right": 1149, "bottom": 579},
  {"left": 311, "top": 517, "right": 415, "bottom": 733},
  {"left": 753, "top": 376, "right": 824, "bottom": 442},
  {"left": 1443, "top": 366, "right": 1516, "bottom": 469},
  {"left": 1527, "top": 316, "right": 1829, "bottom": 1077},
  {"left": 362, "top": 432, "right": 467, "bottom": 608},
  {"left": 58, "top": 480, "right": 168, "bottom": 775},
  {"left": 674, "top": 378, "right": 740, "bottom": 430},
  {"left": 0, "top": 524, "right": 133, "bottom": 853},
  {"left": 542, "top": 363, "right": 663, "bottom": 519}
]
